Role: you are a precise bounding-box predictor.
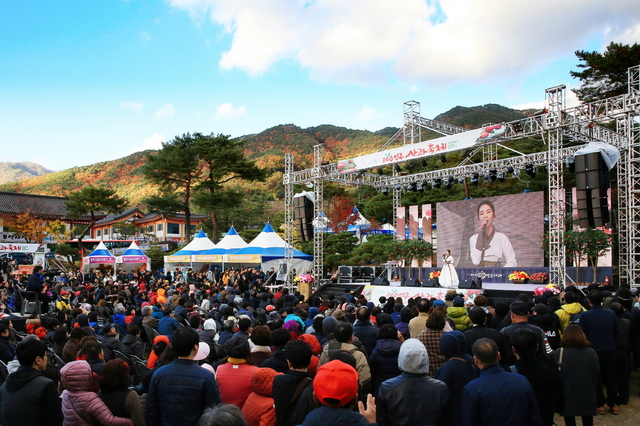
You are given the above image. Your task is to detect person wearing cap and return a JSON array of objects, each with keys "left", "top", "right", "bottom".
[
  {"left": 301, "top": 360, "right": 376, "bottom": 426},
  {"left": 147, "top": 327, "right": 221, "bottom": 426},
  {"left": 500, "top": 301, "right": 553, "bottom": 365},
  {"left": 101, "top": 323, "right": 124, "bottom": 362},
  {"left": 462, "top": 338, "right": 541, "bottom": 426},
  {"left": 447, "top": 297, "right": 472, "bottom": 331},
  {"left": 377, "top": 338, "right": 450, "bottom": 426}
]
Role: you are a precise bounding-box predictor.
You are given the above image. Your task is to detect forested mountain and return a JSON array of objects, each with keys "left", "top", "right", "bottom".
[{"left": 0, "top": 161, "right": 53, "bottom": 184}]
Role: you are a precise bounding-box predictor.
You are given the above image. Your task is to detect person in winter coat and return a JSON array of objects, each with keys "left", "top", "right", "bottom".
[
  {"left": 60, "top": 360, "right": 133, "bottom": 426},
  {"left": 216, "top": 337, "right": 259, "bottom": 409},
  {"left": 553, "top": 325, "right": 599, "bottom": 426},
  {"left": 318, "top": 323, "right": 371, "bottom": 391},
  {"left": 98, "top": 359, "right": 145, "bottom": 426},
  {"left": 121, "top": 326, "right": 144, "bottom": 359},
  {"left": 248, "top": 326, "right": 272, "bottom": 368},
  {"left": 376, "top": 338, "right": 450, "bottom": 426},
  {"left": 352, "top": 307, "right": 379, "bottom": 357},
  {"left": 298, "top": 334, "right": 321, "bottom": 378},
  {"left": 100, "top": 324, "right": 124, "bottom": 362},
  {"left": 511, "top": 328, "right": 564, "bottom": 426},
  {"left": 241, "top": 368, "right": 282, "bottom": 426},
  {"left": 26, "top": 315, "right": 47, "bottom": 340},
  {"left": 0, "top": 337, "right": 63, "bottom": 426},
  {"left": 0, "top": 324, "right": 16, "bottom": 364},
  {"left": 554, "top": 291, "right": 585, "bottom": 332},
  {"left": 262, "top": 328, "right": 291, "bottom": 374},
  {"left": 446, "top": 297, "right": 472, "bottom": 331},
  {"left": 417, "top": 310, "right": 448, "bottom": 376},
  {"left": 157, "top": 310, "right": 179, "bottom": 340},
  {"left": 62, "top": 328, "right": 87, "bottom": 363},
  {"left": 434, "top": 331, "right": 479, "bottom": 425},
  {"left": 151, "top": 305, "right": 164, "bottom": 321},
  {"left": 369, "top": 324, "right": 402, "bottom": 397},
  {"left": 528, "top": 304, "right": 561, "bottom": 350},
  {"left": 395, "top": 307, "right": 412, "bottom": 340}
]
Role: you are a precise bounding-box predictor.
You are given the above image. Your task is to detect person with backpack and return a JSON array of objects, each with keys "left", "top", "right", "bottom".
[{"left": 555, "top": 291, "right": 585, "bottom": 333}]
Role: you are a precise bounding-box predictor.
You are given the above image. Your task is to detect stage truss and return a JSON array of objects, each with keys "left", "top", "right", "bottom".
[{"left": 283, "top": 65, "right": 640, "bottom": 288}]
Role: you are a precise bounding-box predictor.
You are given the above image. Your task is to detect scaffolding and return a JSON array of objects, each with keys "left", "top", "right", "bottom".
[{"left": 283, "top": 66, "right": 640, "bottom": 287}]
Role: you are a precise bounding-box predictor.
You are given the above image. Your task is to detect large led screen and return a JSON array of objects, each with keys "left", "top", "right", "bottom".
[{"left": 436, "top": 192, "right": 545, "bottom": 268}]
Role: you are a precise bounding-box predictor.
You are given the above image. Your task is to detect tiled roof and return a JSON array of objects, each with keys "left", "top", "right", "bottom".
[
  {"left": 134, "top": 212, "right": 209, "bottom": 224},
  {"left": 95, "top": 207, "right": 145, "bottom": 225},
  {"left": 0, "top": 191, "right": 102, "bottom": 222}
]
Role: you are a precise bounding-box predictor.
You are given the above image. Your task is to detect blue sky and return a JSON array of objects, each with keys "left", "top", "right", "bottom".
[{"left": 1, "top": 0, "right": 639, "bottom": 171}]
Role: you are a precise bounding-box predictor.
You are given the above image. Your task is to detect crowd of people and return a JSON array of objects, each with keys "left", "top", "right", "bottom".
[{"left": 0, "top": 264, "right": 637, "bottom": 426}]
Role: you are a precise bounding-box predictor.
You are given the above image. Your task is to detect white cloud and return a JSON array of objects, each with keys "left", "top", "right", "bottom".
[
  {"left": 214, "top": 103, "right": 247, "bottom": 120},
  {"left": 511, "top": 86, "right": 581, "bottom": 110},
  {"left": 356, "top": 106, "right": 384, "bottom": 123},
  {"left": 155, "top": 103, "right": 175, "bottom": 119},
  {"left": 120, "top": 101, "right": 144, "bottom": 113},
  {"left": 128, "top": 133, "right": 165, "bottom": 155},
  {"left": 170, "top": 0, "right": 640, "bottom": 86}
]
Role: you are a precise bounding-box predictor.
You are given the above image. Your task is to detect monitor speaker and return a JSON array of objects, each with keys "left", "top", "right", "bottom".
[
  {"left": 402, "top": 278, "right": 420, "bottom": 287},
  {"left": 421, "top": 279, "right": 439, "bottom": 287},
  {"left": 361, "top": 266, "right": 374, "bottom": 277},
  {"left": 294, "top": 196, "right": 315, "bottom": 242},
  {"left": 339, "top": 266, "right": 351, "bottom": 278},
  {"left": 458, "top": 280, "right": 476, "bottom": 289},
  {"left": 371, "top": 277, "right": 390, "bottom": 286}
]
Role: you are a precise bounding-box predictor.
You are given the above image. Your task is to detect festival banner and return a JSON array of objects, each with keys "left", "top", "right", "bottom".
[
  {"left": 165, "top": 255, "right": 192, "bottom": 263},
  {"left": 225, "top": 254, "right": 261, "bottom": 263},
  {"left": 361, "top": 285, "right": 481, "bottom": 304},
  {"left": 0, "top": 243, "right": 46, "bottom": 253},
  {"left": 118, "top": 256, "right": 149, "bottom": 263},
  {"left": 336, "top": 125, "right": 506, "bottom": 173},
  {"left": 193, "top": 255, "right": 224, "bottom": 262},
  {"left": 409, "top": 205, "right": 419, "bottom": 239},
  {"left": 396, "top": 207, "right": 405, "bottom": 241}
]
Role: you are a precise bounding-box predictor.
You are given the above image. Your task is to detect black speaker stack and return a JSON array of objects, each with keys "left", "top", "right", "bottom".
[
  {"left": 294, "top": 196, "right": 315, "bottom": 242},
  {"left": 574, "top": 152, "right": 610, "bottom": 228}
]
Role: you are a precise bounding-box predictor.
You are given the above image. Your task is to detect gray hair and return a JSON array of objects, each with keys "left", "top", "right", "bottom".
[
  {"left": 198, "top": 404, "right": 247, "bottom": 426},
  {"left": 141, "top": 306, "right": 151, "bottom": 316}
]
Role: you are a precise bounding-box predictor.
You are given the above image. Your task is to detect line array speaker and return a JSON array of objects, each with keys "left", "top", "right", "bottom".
[{"left": 294, "top": 196, "right": 315, "bottom": 242}]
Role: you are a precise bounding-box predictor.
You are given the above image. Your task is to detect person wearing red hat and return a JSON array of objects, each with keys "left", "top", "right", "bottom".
[{"left": 301, "top": 360, "right": 376, "bottom": 426}]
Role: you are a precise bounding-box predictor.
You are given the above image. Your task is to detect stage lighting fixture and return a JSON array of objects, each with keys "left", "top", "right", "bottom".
[
  {"left": 423, "top": 180, "right": 431, "bottom": 190},
  {"left": 458, "top": 177, "right": 466, "bottom": 184},
  {"left": 394, "top": 164, "right": 402, "bottom": 173},
  {"left": 512, "top": 168, "right": 521, "bottom": 178},
  {"left": 512, "top": 122, "right": 524, "bottom": 133},
  {"left": 566, "top": 156, "right": 575, "bottom": 172},
  {"left": 409, "top": 182, "right": 417, "bottom": 192},
  {"left": 506, "top": 166, "right": 515, "bottom": 174},
  {"left": 416, "top": 182, "right": 424, "bottom": 192},
  {"left": 440, "top": 155, "right": 447, "bottom": 163},
  {"left": 497, "top": 172, "right": 505, "bottom": 182},
  {"left": 444, "top": 177, "right": 453, "bottom": 189},
  {"left": 321, "top": 161, "right": 330, "bottom": 166},
  {"left": 489, "top": 169, "right": 498, "bottom": 181},
  {"left": 395, "top": 184, "right": 403, "bottom": 191},
  {"left": 432, "top": 179, "right": 442, "bottom": 188},
  {"left": 471, "top": 173, "right": 479, "bottom": 185},
  {"left": 525, "top": 163, "right": 536, "bottom": 178},
  {"left": 483, "top": 174, "right": 491, "bottom": 183}
]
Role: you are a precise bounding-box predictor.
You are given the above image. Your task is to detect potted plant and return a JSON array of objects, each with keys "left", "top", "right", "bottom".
[
  {"left": 508, "top": 271, "right": 529, "bottom": 284},
  {"left": 529, "top": 272, "right": 548, "bottom": 284},
  {"left": 429, "top": 270, "right": 440, "bottom": 285}
]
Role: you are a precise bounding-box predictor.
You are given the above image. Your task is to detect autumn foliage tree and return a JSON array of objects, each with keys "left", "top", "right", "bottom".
[
  {"left": 325, "top": 195, "right": 358, "bottom": 233},
  {"left": 4, "top": 212, "right": 46, "bottom": 243}
]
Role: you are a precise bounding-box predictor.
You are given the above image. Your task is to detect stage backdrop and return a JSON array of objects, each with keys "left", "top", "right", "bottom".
[{"left": 436, "top": 192, "right": 545, "bottom": 268}]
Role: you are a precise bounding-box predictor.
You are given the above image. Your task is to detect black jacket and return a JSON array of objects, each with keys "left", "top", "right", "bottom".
[
  {"left": 0, "top": 337, "right": 16, "bottom": 364},
  {"left": 121, "top": 334, "right": 144, "bottom": 358},
  {"left": 352, "top": 320, "right": 379, "bottom": 356},
  {"left": 369, "top": 339, "right": 402, "bottom": 396},
  {"left": 0, "top": 366, "right": 63, "bottom": 426},
  {"left": 376, "top": 372, "right": 450, "bottom": 426},
  {"left": 262, "top": 347, "right": 289, "bottom": 374},
  {"left": 273, "top": 370, "right": 310, "bottom": 426},
  {"left": 513, "top": 357, "right": 564, "bottom": 426}
]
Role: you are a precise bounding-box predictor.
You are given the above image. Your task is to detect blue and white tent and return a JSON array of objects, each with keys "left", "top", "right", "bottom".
[
  {"left": 83, "top": 241, "right": 115, "bottom": 271},
  {"left": 116, "top": 241, "right": 150, "bottom": 272},
  {"left": 171, "top": 230, "right": 216, "bottom": 255},
  {"left": 200, "top": 226, "right": 247, "bottom": 255},
  {"left": 232, "top": 223, "right": 313, "bottom": 272}
]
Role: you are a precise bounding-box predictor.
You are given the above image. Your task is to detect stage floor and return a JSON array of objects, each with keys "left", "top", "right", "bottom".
[{"left": 384, "top": 281, "right": 542, "bottom": 292}]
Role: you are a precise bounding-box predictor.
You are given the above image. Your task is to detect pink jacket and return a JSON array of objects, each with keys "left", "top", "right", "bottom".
[{"left": 60, "top": 361, "right": 133, "bottom": 426}]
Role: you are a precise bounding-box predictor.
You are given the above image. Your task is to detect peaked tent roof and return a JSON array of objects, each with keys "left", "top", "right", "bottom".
[
  {"left": 172, "top": 230, "right": 216, "bottom": 255},
  {"left": 215, "top": 226, "right": 248, "bottom": 250},
  {"left": 87, "top": 242, "right": 115, "bottom": 258},
  {"left": 234, "top": 223, "right": 312, "bottom": 260},
  {"left": 120, "top": 241, "right": 148, "bottom": 258}
]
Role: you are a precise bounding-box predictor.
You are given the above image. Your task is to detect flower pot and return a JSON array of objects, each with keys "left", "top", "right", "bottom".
[
  {"left": 530, "top": 279, "right": 545, "bottom": 284},
  {"left": 511, "top": 279, "right": 526, "bottom": 284}
]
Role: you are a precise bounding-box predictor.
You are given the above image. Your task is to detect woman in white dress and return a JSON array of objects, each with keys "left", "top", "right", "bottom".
[{"left": 440, "top": 250, "right": 459, "bottom": 288}]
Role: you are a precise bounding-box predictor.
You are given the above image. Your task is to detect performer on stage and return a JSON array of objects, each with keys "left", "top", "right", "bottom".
[
  {"left": 469, "top": 201, "right": 517, "bottom": 267},
  {"left": 440, "top": 250, "right": 459, "bottom": 288}
]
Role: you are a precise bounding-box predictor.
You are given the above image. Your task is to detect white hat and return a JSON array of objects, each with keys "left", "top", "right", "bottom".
[
  {"left": 194, "top": 342, "right": 210, "bottom": 361},
  {"left": 203, "top": 319, "right": 217, "bottom": 331}
]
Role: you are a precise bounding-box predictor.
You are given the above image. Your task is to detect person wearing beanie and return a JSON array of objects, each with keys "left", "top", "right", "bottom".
[
  {"left": 216, "top": 337, "right": 259, "bottom": 409},
  {"left": 242, "top": 368, "right": 282, "bottom": 426},
  {"left": 446, "top": 297, "right": 472, "bottom": 331},
  {"left": 376, "top": 338, "right": 450, "bottom": 426},
  {"left": 434, "top": 331, "right": 479, "bottom": 425},
  {"left": 320, "top": 316, "right": 339, "bottom": 346},
  {"left": 301, "top": 360, "right": 376, "bottom": 426}
]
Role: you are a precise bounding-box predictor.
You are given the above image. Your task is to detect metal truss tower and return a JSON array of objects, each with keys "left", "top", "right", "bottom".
[
  {"left": 313, "top": 144, "right": 325, "bottom": 283},
  {"left": 404, "top": 101, "right": 421, "bottom": 145},
  {"left": 545, "top": 85, "right": 567, "bottom": 287},
  {"left": 284, "top": 153, "right": 294, "bottom": 287},
  {"left": 623, "top": 65, "right": 640, "bottom": 286}
]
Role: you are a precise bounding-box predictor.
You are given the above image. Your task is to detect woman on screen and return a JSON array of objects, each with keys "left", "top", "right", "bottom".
[
  {"left": 469, "top": 201, "right": 517, "bottom": 267},
  {"left": 440, "top": 250, "right": 459, "bottom": 288}
]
